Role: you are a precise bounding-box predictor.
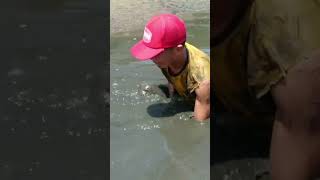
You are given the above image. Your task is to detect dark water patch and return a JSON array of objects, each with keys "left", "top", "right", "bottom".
[
  {"left": 0, "top": 1, "right": 108, "bottom": 179},
  {"left": 212, "top": 101, "right": 272, "bottom": 179},
  {"left": 147, "top": 100, "right": 194, "bottom": 118}
]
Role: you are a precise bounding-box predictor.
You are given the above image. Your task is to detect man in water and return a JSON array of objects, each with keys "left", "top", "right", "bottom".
[
  {"left": 130, "top": 13, "right": 210, "bottom": 121},
  {"left": 213, "top": 0, "right": 320, "bottom": 179}
]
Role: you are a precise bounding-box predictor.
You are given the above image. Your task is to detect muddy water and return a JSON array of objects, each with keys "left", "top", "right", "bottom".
[{"left": 110, "top": 1, "right": 210, "bottom": 179}]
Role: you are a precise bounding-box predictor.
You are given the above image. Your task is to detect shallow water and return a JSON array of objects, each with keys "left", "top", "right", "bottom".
[{"left": 110, "top": 7, "right": 210, "bottom": 180}]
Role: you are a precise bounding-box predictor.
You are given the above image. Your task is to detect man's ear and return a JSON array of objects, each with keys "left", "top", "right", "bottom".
[{"left": 176, "top": 44, "right": 184, "bottom": 52}]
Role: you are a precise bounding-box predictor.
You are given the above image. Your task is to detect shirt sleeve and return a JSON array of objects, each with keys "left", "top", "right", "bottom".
[{"left": 188, "top": 56, "right": 210, "bottom": 93}]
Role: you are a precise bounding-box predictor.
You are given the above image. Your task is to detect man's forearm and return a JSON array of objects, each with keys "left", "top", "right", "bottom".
[
  {"left": 193, "top": 80, "right": 210, "bottom": 121},
  {"left": 168, "top": 82, "right": 175, "bottom": 98},
  {"left": 193, "top": 99, "right": 210, "bottom": 121}
]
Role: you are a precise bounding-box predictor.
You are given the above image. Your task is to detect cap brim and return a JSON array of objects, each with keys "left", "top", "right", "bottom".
[{"left": 130, "top": 40, "right": 164, "bottom": 61}]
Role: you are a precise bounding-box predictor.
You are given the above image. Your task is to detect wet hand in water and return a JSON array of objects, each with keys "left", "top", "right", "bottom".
[
  {"left": 140, "top": 84, "right": 170, "bottom": 98},
  {"left": 141, "top": 83, "right": 179, "bottom": 99}
]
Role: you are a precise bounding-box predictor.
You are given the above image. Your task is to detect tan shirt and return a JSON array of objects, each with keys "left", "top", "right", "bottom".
[{"left": 161, "top": 42, "right": 210, "bottom": 100}]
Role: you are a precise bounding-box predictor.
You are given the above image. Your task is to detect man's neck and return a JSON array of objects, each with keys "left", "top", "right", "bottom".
[{"left": 168, "top": 48, "right": 188, "bottom": 76}]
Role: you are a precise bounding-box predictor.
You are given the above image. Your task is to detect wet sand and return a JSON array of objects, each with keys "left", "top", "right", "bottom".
[{"left": 110, "top": 0, "right": 210, "bottom": 34}]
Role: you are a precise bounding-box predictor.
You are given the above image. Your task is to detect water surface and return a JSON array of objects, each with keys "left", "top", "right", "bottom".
[{"left": 110, "top": 4, "right": 210, "bottom": 180}]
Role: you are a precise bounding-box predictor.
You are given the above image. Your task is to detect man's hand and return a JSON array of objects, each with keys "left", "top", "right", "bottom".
[{"left": 194, "top": 80, "right": 210, "bottom": 121}]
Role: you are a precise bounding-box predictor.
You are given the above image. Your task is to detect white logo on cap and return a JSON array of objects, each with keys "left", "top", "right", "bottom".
[{"left": 143, "top": 27, "right": 152, "bottom": 43}]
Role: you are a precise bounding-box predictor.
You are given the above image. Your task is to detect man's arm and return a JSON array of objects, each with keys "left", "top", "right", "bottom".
[
  {"left": 168, "top": 82, "right": 175, "bottom": 98},
  {"left": 193, "top": 80, "right": 210, "bottom": 121}
]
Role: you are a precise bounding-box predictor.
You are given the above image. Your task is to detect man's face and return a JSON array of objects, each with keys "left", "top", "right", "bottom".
[{"left": 151, "top": 48, "right": 174, "bottom": 68}]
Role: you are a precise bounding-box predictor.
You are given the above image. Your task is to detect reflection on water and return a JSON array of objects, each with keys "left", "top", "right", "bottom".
[{"left": 110, "top": 6, "right": 210, "bottom": 179}]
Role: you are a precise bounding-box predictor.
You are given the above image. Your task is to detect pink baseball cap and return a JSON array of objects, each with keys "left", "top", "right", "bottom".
[{"left": 130, "top": 13, "right": 187, "bottom": 61}]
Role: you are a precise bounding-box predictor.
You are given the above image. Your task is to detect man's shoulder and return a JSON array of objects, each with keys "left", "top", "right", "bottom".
[
  {"left": 185, "top": 43, "right": 210, "bottom": 93},
  {"left": 185, "top": 42, "right": 208, "bottom": 56},
  {"left": 185, "top": 42, "right": 210, "bottom": 66}
]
